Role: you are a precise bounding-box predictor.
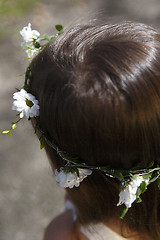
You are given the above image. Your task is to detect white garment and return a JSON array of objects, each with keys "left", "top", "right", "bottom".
[
  {"left": 81, "top": 223, "right": 126, "bottom": 240},
  {"left": 65, "top": 200, "right": 126, "bottom": 240}
]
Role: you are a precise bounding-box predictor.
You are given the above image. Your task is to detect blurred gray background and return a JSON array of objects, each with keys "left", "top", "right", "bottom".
[{"left": 1, "top": 0, "right": 160, "bottom": 239}]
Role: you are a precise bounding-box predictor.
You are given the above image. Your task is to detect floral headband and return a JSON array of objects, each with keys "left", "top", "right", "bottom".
[{"left": 3, "top": 23, "right": 160, "bottom": 219}]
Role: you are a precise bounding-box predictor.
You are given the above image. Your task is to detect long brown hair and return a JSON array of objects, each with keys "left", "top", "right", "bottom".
[{"left": 30, "top": 22, "right": 160, "bottom": 239}]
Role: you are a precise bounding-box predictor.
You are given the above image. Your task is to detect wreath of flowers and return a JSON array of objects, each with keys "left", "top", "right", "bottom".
[{"left": 3, "top": 23, "right": 160, "bottom": 219}]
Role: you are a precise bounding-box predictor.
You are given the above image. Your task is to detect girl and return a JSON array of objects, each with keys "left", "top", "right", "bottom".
[{"left": 13, "top": 21, "right": 160, "bottom": 239}]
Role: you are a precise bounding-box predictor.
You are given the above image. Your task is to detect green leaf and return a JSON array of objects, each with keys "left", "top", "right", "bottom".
[
  {"left": 40, "top": 137, "right": 45, "bottom": 149},
  {"left": 136, "top": 187, "right": 141, "bottom": 196},
  {"left": 16, "top": 72, "right": 25, "bottom": 77},
  {"left": 9, "top": 131, "right": 12, "bottom": 137},
  {"left": 119, "top": 172, "right": 125, "bottom": 182},
  {"left": 23, "top": 84, "right": 29, "bottom": 92},
  {"left": 43, "top": 34, "right": 50, "bottom": 41},
  {"left": 135, "top": 196, "right": 142, "bottom": 203},
  {"left": 140, "top": 181, "right": 147, "bottom": 194},
  {"left": 15, "top": 88, "right": 20, "bottom": 91},
  {"left": 55, "top": 24, "right": 63, "bottom": 32},
  {"left": 2, "top": 130, "right": 10, "bottom": 134},
  {"left": 43, "top": 34, "right": 55, "bottom": 41},
  {"left": 75, "top": 168, "right": 80, "bottom": 177},
  {"left": 149, "top": 175, "right": 159, "bottom": 184},
  {"left": 120, "top": 207, "right": 128, "bottom": 219},
  {"left": 148, "top": 161, "right": 154, "bottom": 168},
  {"left": 34, "top": 41, "right": 41, "bottom": 48},
  {"left": 158, "top": 180, "right": 160, "bottom": 190}
]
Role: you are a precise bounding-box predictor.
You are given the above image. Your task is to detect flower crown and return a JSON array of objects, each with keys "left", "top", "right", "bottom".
[{"left": 3, "top": 23, "right": 160, "bottom": 219}]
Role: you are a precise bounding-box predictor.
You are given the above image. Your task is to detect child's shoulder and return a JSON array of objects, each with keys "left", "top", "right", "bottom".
[{"left": 43, "top": 210, "right": 75, "bottom": 240}]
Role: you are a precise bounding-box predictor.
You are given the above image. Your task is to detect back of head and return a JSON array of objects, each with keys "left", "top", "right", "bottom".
[{"left": 29, "top": 22, "right": 160, "bottom": 239}]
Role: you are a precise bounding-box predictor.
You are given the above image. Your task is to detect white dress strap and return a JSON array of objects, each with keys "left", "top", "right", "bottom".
[{"left": 65, "top": 199, "right": 77, "bottom": 221}]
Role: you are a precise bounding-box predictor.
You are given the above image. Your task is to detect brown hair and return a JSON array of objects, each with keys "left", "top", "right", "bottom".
[{"left": 29, "top": 22, "right": 160, "bottom": 239}]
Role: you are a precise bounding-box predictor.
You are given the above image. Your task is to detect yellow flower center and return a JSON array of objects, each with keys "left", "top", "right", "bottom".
[{"left": 26, "top": 98, "right": 33, "bottom": 107}]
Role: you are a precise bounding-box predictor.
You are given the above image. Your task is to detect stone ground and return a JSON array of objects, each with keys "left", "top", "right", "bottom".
[{"left": 1, "top": 0, "right": 160, "bottom": 239}]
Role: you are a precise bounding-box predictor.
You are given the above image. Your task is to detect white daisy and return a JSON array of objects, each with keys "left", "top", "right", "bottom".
[
  {"left": 12, "top": 89, "right": 40, "bottom": 119},
  {"left": 20, "top": 23, "right": 40, "bottom": 43},
  {"left": 20, "top": 23, "right": 41, "bottom": 59},
  {"left": 117, "top": 175, "right": 149, "bottom": 208},
  {"left": 54, "top": 168, "right": 92, "bottom": 189}
]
